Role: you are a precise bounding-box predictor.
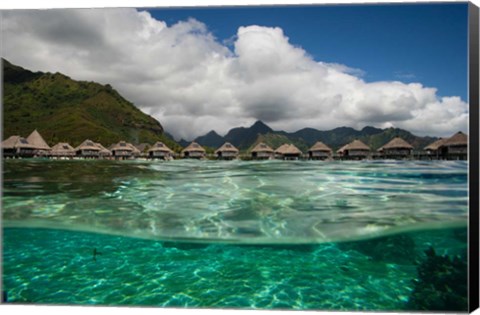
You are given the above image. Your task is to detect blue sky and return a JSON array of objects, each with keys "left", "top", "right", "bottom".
[
  {"left": 148, "top": 3, "right": 468, "bottom": 101},
  {"left": 4, "top": 3, "right": 469, "bottom": 138}
]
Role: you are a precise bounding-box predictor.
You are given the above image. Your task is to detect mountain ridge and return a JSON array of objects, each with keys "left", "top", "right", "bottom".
[
  {"left": 2, "top": 59, "right": 181, "bottom": 151},
  {"left": 186, "top": 121, "right": 437, "bottom": 152}
]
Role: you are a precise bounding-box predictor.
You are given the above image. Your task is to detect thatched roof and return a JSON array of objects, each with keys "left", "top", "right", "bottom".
[
  {"left": 95, "top": 143, "right": 112, "bottom": 156},
  {"left": 215, "top": 142, "right": 239, "bottom": 154},
  {"left": 182, "top": 142, "right": 205, "bottom": 153},
  {"left": 308, "top": 141, "right": 332, "bottom": 153},
  {"left": 251, "top": 142, "right": 274, "bottom": 153},
  {"left": 111, "top": 141, "right": 134, "bottom": 152},
  {"left": 275, "top": 143, "right": 302, "bottom": 155},
  {"left": 443, "top": 131, "right": 468, "bottom": 146},
  {"left": 136, "top": 143, "right": 151, "bottom": 152},
  {"left": 75, "top": 139, "right": 100, "bottom": 151},
  {"left": 340, "top": 139, "right": 370, "bottom": 152},
  {"left": 424, "top": 138, "right": 446, "bottom": 151},
  {"left": 51, "top": 142, "right": 75, "bottom": 155},
  {"left": 148, "top": 141, "right": 173, "bottom": 153},
  {"left": 336, "top": 144, "right": 348, "bottom": 154},
  {"left": 1, "top": 136, "right": 35, "bottom": 149},
  {"left": 378, "top": 137, "right": 413, "bottom": 151},
  {"left": 26, "top": 129, "right": 51, "bottom": 150}
]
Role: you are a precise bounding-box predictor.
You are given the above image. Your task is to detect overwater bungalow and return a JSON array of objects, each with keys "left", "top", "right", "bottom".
[
  {"left": 75, "top": 139, "right": 101, "bottom": 158},
  {"left": 424, "top": 138, "right": 446, "bottom": 159},
  {"left": 148, "top": 142, "right": 174, "bottom": 160},
  {"left": 377, "top": 137, "right": 413, "bottom": 159},
  {"left": 136, "top": 143, "right": 151, "bottom": 158},
  {"left": 136, "top": 143, "right": 150, "bottom": 153},
  {"left": 1, "top": 136, "right": 36, "bottom": 158},
  {"left": 110, "top": 141, "right": 136, "bottom": 159},
  {"left": 130, "top": 144, "right": 142, "bottom": 158},
  {"left": 308, "top": 141, "right": 332, "bottom": 160},
  {"left": 215, "top": 142, "right": 239, "bottom": 160},
  {"left": 275, "top": 144, "right": 302, "bottom": 160},
  {"left": 50, "top": 142, "right": 76, "bottom": 159},
  {"left": 26, "top": 129, "right": 51, "bottom": 157},
  {"left": 337, "top": 139, "right": 370, "bottom": 160},
  {"left": 441, "top": 131, "right": 468, "bottom": 160},
  {"left": 95, "top": 143, "right": 112, "bottom": 159},
  {"left": 182, "top": 142, "right": 206, "bottom": 159},
  {"left": 250, "top": 142, "right": 274, "bottom": 159}
]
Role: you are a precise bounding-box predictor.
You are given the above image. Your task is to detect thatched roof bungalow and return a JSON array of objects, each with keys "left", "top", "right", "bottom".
[
  {"left": 26, "top": 129, "right": 51, "bottom": 156},
  {"left": 1, "top": 136, "right": 36, "bottom": 157},
  {"left": 308, "top": 141, "right": 332, "bottom": 160},
  {"left": 337, "top": 139, "right": 370, "bottom": 160},
  {"left": 75, "top": 139, "right": 100, "bottom": 158},
  {"left": 136, "top": 143, "right": 151, "bottom": 157},
  {"left": 275, "top": 144, "right": 302, "bottom": 160},
  {"left": 424, "top": 138, "right": 447, "bottom": 156},
  {"left": 441, "top": 131, "right": 468, "bottom": 160},
  {"left": 95, "top": 142, "right": 112, "bottom": 158},
  {"left": 51, "top": 142, "right": 76, "bottom": 158},
  {"left": 148, "top": 142, "right": 174, "bottom": 159},
  {"left": 377, "top": 137, "right": 413, "bottom": 159},
  {"left": 136, "top": 143, "right": 151, "bottom": 153},
  {"left": 182, "top": 142, "right": 206, "bottom": 159},
  {"left": 215, "top": 142, "right": 239, "bottom": 160},
  {"left": 110, "top": 141, "right": 136, "bottom": 159},
  {"left": 250, "top": 142, "right": 274, "bottom": 159}
]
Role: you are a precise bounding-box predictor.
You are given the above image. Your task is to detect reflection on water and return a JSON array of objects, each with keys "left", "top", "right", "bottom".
[{"left": 2, "top": 159, "right": 468, "bottom": 243}]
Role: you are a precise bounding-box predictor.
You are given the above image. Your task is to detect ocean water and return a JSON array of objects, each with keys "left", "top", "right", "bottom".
[{"left": 1, "top": 159, "right": 469, "bottom": 310}]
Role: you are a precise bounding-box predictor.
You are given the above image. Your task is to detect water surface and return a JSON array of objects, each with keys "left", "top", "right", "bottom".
[{"left": 2, "top": 159, "right": 468, "bottom": 243}]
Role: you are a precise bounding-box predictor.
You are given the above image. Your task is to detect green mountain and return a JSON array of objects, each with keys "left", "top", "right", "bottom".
[
  {"left": 192, "top": 121, "right": 437, "bottom": 153},
  {"left": 290, "top": 126, "right": 436, "bottom": 151},
  {"left": 2, "top": 59, "right": 181, "bottom": 151},
  {"left": 194, "top": 130, "right": 225, "bottom": 148},
  {"left": 224, "top": 120, "right": 273, "bottom": 149}
]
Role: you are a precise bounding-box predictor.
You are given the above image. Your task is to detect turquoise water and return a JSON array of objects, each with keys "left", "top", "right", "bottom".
[{"left": 1, "top": 159, "right": 469, "bottom": 310}]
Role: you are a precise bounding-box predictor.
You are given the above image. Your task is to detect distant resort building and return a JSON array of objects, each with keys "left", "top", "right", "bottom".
[
  {"left": 250, "top": 142, "right": 274, "bottom": 159},
  {"left": 51, "top": 142, "right": 76, "bottom": 158},
  {"left": 377, "top": 137, "right": 413, "bottom": 159},
  {"left": 337, "top": 139, "right": 370, "bottom": 160},
  {"left": 1, "top": 136, "right": 36, "bottom": 158},
  {"left": 1, "top": 129, "right": 468, "bottom": 161},
  {"left": 148, "top": 142, "right": 174, "bottom": 160},
  {"left": 75, "top": 139, "right": 101, "bottom": 158},
  {"left": 182, "top": 142, "right": 206, "bottom": 159},
  {"left": 423, "top": 132, "right": 468, "bottom": 160},
  {"left": 308, "top": 141, "right": 332, "bottom": 160},
  {"left": 440, "top": 131, "right": 468, "bottom": 160},
  {"left": 215, "top": 142, "right": 239, "bottom": 160},
  {"left": 136, "top": 143, "right": 151, "bottom": 154},
  {"left": 424, "top": 138, "right": 446, "bottom": 159},
  {"left": 26, "top": 129, "right": 51, "bottom": 157},
  {"left": 275, "top": 144, "right": 302, "bottom": 160},
  {"left": 95, "top": 142, "right": 112, "bottom": 158},
  {"left": 110, "top": 141, "right": 133, "bottom": 159},
  {"left": 110, "top": 141, "right": 135, "bottom": 159}
]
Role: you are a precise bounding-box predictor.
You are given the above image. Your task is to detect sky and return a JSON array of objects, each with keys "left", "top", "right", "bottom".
[{"left": 1, "top": 2, "right": 470, "bottom": 140}]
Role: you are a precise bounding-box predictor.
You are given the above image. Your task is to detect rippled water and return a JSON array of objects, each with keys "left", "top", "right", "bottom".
[
  {"left": 2, "top": 159, "right": 468, "bottom": 243},
  {"left": 1, "top": 159, "right": 469, "bottom": 310}
]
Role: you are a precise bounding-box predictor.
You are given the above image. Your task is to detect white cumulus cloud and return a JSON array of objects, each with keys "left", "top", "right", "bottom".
[{"left": 2, "top": 8, "right": 468, "bottom": 140}]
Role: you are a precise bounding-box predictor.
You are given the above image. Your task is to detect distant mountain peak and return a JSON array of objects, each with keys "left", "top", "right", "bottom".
[
  {"left": 194, "top": 130, "right": 225, "bottom": 148},
  {"left": 250, "top": 120, "right": 273, "bottom": 132},
  {"left": 205, "top": 130, "right": 220, "bottom": 136}
]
